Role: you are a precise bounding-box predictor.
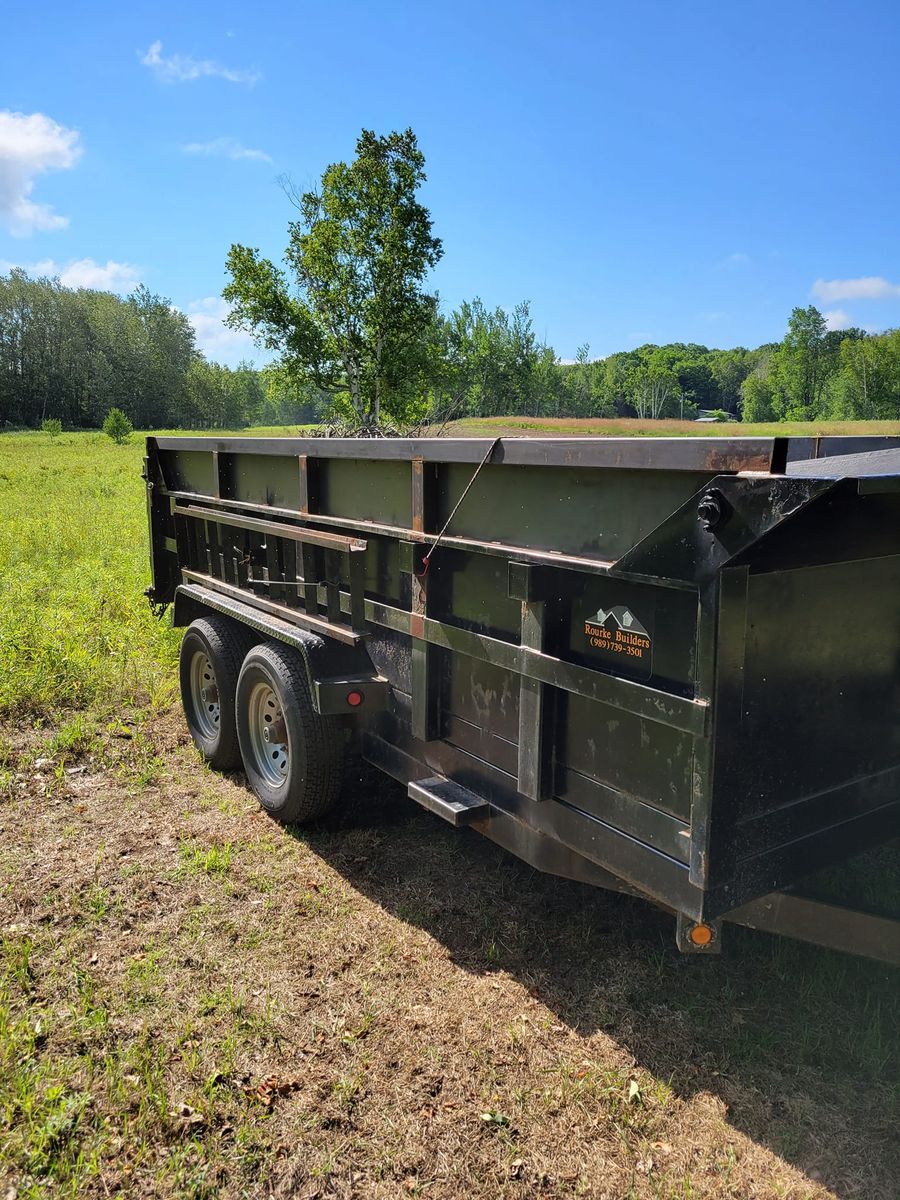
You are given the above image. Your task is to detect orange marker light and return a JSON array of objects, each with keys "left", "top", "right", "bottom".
[
  {"left": 689, "top": 923, "right": 714, "bottom": 947},
  {"left": 346, "top": 690, "right": 364, "bottom": 708}
]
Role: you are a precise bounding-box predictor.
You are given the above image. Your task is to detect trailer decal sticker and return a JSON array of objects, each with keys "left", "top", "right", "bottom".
[{"left": 584, "top": 605, "right": 652, "bottom": 676}]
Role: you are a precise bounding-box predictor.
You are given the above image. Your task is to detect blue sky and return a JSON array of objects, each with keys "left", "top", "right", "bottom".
[{"left": 2, "top": 0, "right": 900, "bottom": 366}]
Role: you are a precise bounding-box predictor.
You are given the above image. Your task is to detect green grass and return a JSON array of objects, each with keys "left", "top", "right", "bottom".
[
  {"left": 178, "top": 840, "right": 235, "bottom": 877},
  {"left": 0, "top": 431, "right": 180, "bottom": 718}
]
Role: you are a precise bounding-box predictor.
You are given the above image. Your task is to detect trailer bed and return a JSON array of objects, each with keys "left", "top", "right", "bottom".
[{"left": 145, "top": 434, "right": 900, "bottom": 960}]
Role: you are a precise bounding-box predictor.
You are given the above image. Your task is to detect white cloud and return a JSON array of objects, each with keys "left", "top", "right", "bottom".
[
  {"left": 812, "top": 276, "right": 900, "bottom": 303},
  {"left": 0, "top": 256, "right": 141, "bottom": 293},
  {"left": 182, "top": 137, "right": 271, "bottom": 163},
  {"left": 823, "top": 308, "right": 853, "bottom": 331},
  {"left": 186, "top": 296, "right": 261, "bottom": 365},
  {"left": 60, "top": 258, "right": 140, "bottom": 291},
  {"left": 140, "top": 40, "right": 260, "bottom": 85},
  {"left": 0, "top": 110, "right": 82, "bottom": 236}
]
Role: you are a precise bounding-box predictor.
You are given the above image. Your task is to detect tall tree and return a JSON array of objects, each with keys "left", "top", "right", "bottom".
[
  {"left": 627, "top": 350, "right": 681, "bottom": 418},
  {"left": 128, "top": 285, "right": 195, "bottom": 427},
  {"left": 773, "top": 306, "right": 831, "bottom": 419},
  {"left": 565, "top": 343, "right": 593, "bottom": 417},
  {"left": 708, "top": 347, "right": 752, "bottom": 414},
  {"left": 832, "top": 329, "right": 900, "bottom": 419},
  {"left": 224, "top": 128, "right": 443, "bottom": 427},
  {"left": 741, "top": 361, "right": 776, "bottom": 422}
]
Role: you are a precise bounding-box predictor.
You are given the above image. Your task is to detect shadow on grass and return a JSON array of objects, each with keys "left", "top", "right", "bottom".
[{"left": 287, "top": 772, "right": 900, "bottom": 1200}]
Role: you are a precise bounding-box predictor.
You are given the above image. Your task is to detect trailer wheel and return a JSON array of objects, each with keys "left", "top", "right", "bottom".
[
  {"left": 236, "top": 642, "right": 343, "bottom": 824},
  {"left": 179, "top": 616, "right": 251, "bottom": 770}
]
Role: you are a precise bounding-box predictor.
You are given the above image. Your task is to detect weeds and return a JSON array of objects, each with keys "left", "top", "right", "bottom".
[
  {"left": 46, "top": 714, "right": 99, "bottom": 759},
  {"left": 178, "top": 841, "right": 234, "bottom": 877}
]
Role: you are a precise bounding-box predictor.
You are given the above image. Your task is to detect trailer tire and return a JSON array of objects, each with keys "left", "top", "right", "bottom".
[
  {"left": 179, "top": 616, "right": 251, "bottom": 771},
  {"left": 236, "top": 642, "right": 343, "bottom": 824}
]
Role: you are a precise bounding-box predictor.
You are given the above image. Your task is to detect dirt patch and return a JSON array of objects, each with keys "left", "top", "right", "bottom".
[{"left": 0, "top": 713, "right": 897, "bottom": 1199}]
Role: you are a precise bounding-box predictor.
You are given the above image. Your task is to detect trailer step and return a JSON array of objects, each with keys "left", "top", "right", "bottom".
[{"left": 408, "top": 777, "right": 490, "bottom": 826}]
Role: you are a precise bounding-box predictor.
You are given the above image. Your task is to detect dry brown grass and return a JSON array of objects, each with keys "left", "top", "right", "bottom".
[
  {"left": 1, "top": 714, "right": 897, "bottom": 1200},
  {"left": 439, "top": 416, "right": 900, "bottom": 438}
]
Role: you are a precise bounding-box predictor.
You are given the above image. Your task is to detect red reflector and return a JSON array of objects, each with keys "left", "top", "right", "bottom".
[{"left": 346, "top": 690, "right": 364, "bottom": 708}]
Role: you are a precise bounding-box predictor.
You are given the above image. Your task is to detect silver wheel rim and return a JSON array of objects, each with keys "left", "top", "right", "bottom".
[
  {"left": 246, "top": 681, "right": 289, "bottom": 788},
  {"left": 190, "top": 651, "right": 220, "bottom": 740}
]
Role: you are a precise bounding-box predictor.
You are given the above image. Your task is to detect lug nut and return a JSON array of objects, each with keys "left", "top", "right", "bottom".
[{"left": 263, "top": 719, "right": 287, "bottom": 744}]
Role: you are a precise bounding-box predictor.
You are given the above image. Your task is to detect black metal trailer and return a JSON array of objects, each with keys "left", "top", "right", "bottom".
[{"left": 144, "top": 434, "right": 900, "bottom": 964}]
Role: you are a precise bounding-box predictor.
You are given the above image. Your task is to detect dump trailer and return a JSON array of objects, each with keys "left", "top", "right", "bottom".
[{"left": 144, "top": 434, "right": 900, "bottom": 963}]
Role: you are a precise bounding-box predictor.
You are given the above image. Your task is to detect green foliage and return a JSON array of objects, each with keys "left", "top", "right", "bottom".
[
  {"left": 0, "top": 273, "right": 283, "bottom": 432},
  {"left": 709, "top": 346, "right": 756, "bottom": 411},
  {"left": 565, "top": 343, "right": 595, "bottom": 417},
  {"left": 741, "top": 367, "right": 776, "bottom": 422},
  {"left": 550, "top": 315, "right": 898, "bottom": 424},
  {"left": 429, "top": 312, "right": 900, "bottom": 425},
  {"left": 734, "top": 308, "right": 899, "bottom": 422},
  {"left": 258, "top": 362, "right": 328, "bottom": 424},
  {"left": 771, "top": 306, "right": 831, "bottom": 419},
  {"left": 0, "top": 271, "right": 196, "bottom": 429},
  {"left": 3, "top": 257, "right": 899, "bottom": 431},
  {"left": 832, "top": 328, "right": 900, "bottom": 418},
  {"left": 181, "top": 359, "right": 267, "bottom": 429},
  {"left": 628, "top": 354, "right": 681, "bottom": 419},
  {"left": 225, "top": 128, "right": 443, "bottom": 426},
  {"left": 102, "top": 407, "right": 133, "bottom": 444},
  {"left": 430, "top": 298, "right": 563, "bottom": 420}
]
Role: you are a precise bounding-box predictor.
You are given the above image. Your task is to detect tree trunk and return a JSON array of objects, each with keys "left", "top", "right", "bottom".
[
  {"left": 373, "top": 334, "right": 383, "bottom": 426},
  {"left": 344, "top": 353, "right": 363, "bottom": 420}
]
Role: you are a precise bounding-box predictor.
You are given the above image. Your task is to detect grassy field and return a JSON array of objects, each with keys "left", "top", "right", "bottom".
[{"left": 0, "top": 427, "right": 898, "bottom": 1200}]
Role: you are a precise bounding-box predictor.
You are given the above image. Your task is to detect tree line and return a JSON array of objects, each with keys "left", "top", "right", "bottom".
[
  {"left": 0, "top": 269, "right": 324, "bottom": 430},
  {"left": 2, "top": 127, "right": 898, "bottom": 430},
  {"left": 538, "top": 311, "right": 899, "bottom": 423},
  {"left": 3, "top": 268, "right": 898, "bottom": 434}
]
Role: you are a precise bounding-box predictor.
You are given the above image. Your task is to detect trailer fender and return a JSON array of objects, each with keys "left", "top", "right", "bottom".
[{"left": 173, "top": 583, "right": 391, "bottom": 716}]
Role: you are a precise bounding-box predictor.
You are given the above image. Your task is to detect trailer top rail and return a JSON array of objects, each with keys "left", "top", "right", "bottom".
[{"left": 149, "top": 433, "right": 900, "bottom": 476}]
